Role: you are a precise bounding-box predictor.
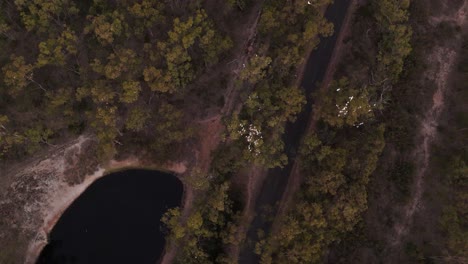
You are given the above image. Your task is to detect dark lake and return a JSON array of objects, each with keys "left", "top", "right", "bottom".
[{"left": 36, "top": 169, "right": 183, "bottom": 264}]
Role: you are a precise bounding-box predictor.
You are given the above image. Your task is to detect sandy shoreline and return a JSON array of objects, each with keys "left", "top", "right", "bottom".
[{"left": 1, "top": 135, "right": 188, "bottom": 264}]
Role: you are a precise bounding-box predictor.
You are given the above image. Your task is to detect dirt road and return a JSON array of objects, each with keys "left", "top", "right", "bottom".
[
  {"left": 159, "top": 3, "right": 264, "bottom": 264},
  {"left": 274, "top": 0, "right": 358, "bottom": 228},
  {"left": 238, "top": 1, "right": 354, "bottom": 263}
]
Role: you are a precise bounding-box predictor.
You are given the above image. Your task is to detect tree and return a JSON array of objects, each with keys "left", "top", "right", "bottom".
[
  {"left": 23, "top": 124, "right": 53, "bottom": 153},
  {"left": 121, "top": 81, "right": 141, "bottom": 103},
  {"left": 91, "top": 106, "right": 118, "bottom": 159},
  {"left": 226, "top": 115, "right": 287, "bottom": 168},
  {"left": 186, "top": 212, "right": 204, "bottom": 232},
  {"left": 259, "top": 6, "right": 280, "bottom": 33},
  {"left": 299, "top": 133, "right": 322, "bottom": 164},
  {"left": 95, "top": 106, "right": 117, "bottom": 128},
  {"left": 2, "top": 55, "right": 34, "bottom": 96},
  {"left": 161, "top": 208, "right": 185, "bottom": 239},
  {"left": 97, "top": 49, "right": 138, "bottom": 80},
  {"left": 205, "top": 182, "right": 233, "bottom": 223},
  {"left": 303, "top": 16, "right": 333, "bottom": 40},
  {"left": 327, "top": 183, "right": 368, "bottom": 232},
  {"left": 90, "top": 80, "right": 115, "bottom": 104},
  {"left": 157, "top": 43, "right": 193, "bottom": 90},
  {"left": 46, "top": 87, "right": 74, "bottom": 116},
  {"left": 0, "top": 115, "right": 24, "bottom": 157},
  {"left": 306, "top": 146, "right": 347, "bottom": 196},
  {"left": 244, "top": 84, "right": 305, "bottom": 128},
  {"left": 239, "top": 55, "right": 272, "bottom": 84},
  {"left": 148, "top": 102, "right": 192, "bottom": 156},
  {"left": 270, "top": 86, "right": 306, "bottom": 127},
  {"left": 377, "top": 24, "right": 412, "bottom": 81},
  {"left": 14, "top": 0, "right": 79, "bottom": 32},
  {"left": 0, "top": 17, "right": 12, "bottom": 40},
  {"left": 373, "top": 0, "right": 410, "bottom": 25},
  {"left": 143, "top": 66, "right": 172, "bottom": 93},
  {"left": 199, "top": 27, "right": 233, "bottom": 66},
  {"left": 265, "top": 137, "right": 288, "bottom": 169},
  {"left": 162, "top": 181, "right": 238, "bottom": 263},
  {"left": 258, "top": 0, "right": 332, "bottom": 40},
  {"left": 271, "top": 201, "right": 327, "bottom": 264},
  {"left": 127, "top": 0, "right": 164, "bottom": 35},
  {"left": 316, "top": 78, "right": 373, "bottom": 128},
  {"left": 446, "top": 155, "right": 468, "bottom": 184},
  {"left": 125, "top": 106, "right": 149, "bottom": 132},
  {"left": 226, "top": 0, "right": 249, "bottom": 11},
  {"left": 86, "top": 11, "right": 126, "bottom": 45},
  {"left": 372, "top": 0, "right": 412, "bottom": 82},
  {"left": 37, "top": 27, "right": 77, "bottom": 66},
  {"left": 0, "top": 2, "right": 236, "bottom": 166},
  {"left": 156, "top": 9, "right": 232, "bottom": 91}
]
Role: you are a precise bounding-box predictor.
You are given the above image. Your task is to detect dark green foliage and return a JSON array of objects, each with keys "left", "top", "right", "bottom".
[
  {"left": 315, "top": 78, "right": 373, "bottom": 128},
  {"left": 0, "top": 1, "right": 232, "bottom": 161},
  {"left": 258, "top": 124, "right": 386, "bottom": 263},
  {"left": 256, "top": 0, "right": 413, "bottom": 262},
  {"left": 225, "top": 0, "right": 332, "bottom": 168},
  {"left": 162, "top": 182, "right": 241, "bottom": 263},
  {"left": 389, "top": 160, "right": 414, "bottom": 201}
]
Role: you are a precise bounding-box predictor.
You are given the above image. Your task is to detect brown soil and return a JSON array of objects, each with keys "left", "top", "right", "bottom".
[
  {"left": 0, "top": 133, "right": 187, "bottom": 264},
  {"left": 159, "top": 4, "right": 264, "bottom": 264},
  {"left": 1, "top": 3, "right": 264, "bottom": 264},
  {"left": 225, "top": 2, "right": 359, "bottom": 261},
  {"left": 226, "top": 165, "right": 267, "bottom": 261},
  {"left": 386, "top": 1, "right": 468, "bottom": 257},
  {"left": 317, "top": 0, "right": 359, "bottom": 101},
  {"left": 272, "top": 0, "right": 359, "bottom": 236}
]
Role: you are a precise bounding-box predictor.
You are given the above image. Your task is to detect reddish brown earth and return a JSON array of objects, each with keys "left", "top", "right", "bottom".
[{"left": 159, "top": 4, "right": 264, "bottom": 264}]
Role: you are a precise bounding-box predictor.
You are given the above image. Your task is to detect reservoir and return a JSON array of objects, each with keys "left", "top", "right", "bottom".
[{"left": 36, "top": 169, "right": 183, "bottom": 264}]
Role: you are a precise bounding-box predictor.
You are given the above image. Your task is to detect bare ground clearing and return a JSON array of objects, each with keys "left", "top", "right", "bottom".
[
  {"left": 385, "top": 0, "right": 467, "bottom": 260},
  {"left": 159, "top": 3, "right": 264, "bottom": 263},
  {"left": 0, "top": 135, "right": 187, "bottom": 264}
]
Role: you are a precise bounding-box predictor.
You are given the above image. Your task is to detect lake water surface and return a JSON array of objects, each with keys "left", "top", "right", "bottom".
[{"left": 36, "top": 169, "right": 183, "bottom": 264}]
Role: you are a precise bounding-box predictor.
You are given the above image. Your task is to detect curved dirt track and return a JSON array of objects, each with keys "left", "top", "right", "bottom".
[
  {"left": 159, "top": 3, "right": 264, "bottom": 263},
  {"left": 238, "top": 1, "right": 354, "bottom": 263},
  {"left": 387, "top": 0, "right": 467, "bottom": 257}
]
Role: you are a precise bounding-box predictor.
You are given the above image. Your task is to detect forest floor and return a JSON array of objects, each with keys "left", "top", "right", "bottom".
[
  {"left": 274, "top": 0, "right": 359, "bottom": 227},
  {"left": 159, "top": 3, "right": 264, "bottom": 264},
  {"left": 0, "top": 2, "right": 265, "bottom": 264},
  {"left": 3, "top": 136, "right": 94, "bottom": 263},
  {"left": 386, "top": 0, "right": 467, "bottom": 259},
  {"left": 1, "top": 135, "right": 187, "bottom": 264},
  {"left": 329, "top": 1, "right": 468, "bottom": 263},
  {"left": 322, "top": 2, "right": 468, "bottom": 263},
  {"left": 228, "top": 1, "right": 357, "bottom": 262}
]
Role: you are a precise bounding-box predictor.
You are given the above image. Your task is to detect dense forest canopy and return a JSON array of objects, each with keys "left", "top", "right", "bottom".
[
  {"left": 1, "top": 0, "right": 466, "bottom": 263},
  {"left": 0, "top": 0, "right": 234, "bottom": 161},
  {"left": 255, "top": 0, "right": 414, "bottom": 263}
]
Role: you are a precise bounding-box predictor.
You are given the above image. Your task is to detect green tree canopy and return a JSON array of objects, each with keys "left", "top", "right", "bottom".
[
  {"left": 2, "top": 55, "right": 34, "bottom": 96},
  {"left": 316, "top": 78, "right": 373, "bottom": 128}
]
